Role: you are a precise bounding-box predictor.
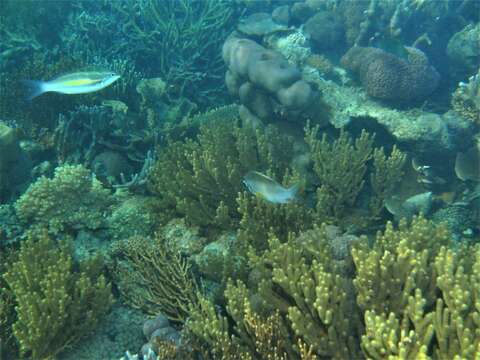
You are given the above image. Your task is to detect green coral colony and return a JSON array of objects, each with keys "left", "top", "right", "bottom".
[{"left": 0, "top": 1, "right": 479, "bottom": 359}]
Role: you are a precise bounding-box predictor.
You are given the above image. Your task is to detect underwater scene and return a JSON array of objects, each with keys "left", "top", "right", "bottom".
[{"left": 0, "top": 0, "right": 479, "bottom": 359}]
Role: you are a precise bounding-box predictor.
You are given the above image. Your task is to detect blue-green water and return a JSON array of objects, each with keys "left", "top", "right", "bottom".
[{"left": 0, "top": 1, "right": 479, "bottom": 359}]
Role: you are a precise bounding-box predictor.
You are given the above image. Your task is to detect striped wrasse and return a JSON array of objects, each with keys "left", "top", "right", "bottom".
[{"left": 23, "top": 71, "right": 120, "bottom": 100}]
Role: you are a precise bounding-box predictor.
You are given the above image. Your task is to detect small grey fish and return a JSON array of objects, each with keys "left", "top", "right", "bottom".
[
  {"left": 385, "top": 191, "right": 433, "bottom": 220},
  {"left": 23, "top": 71, "right": 120, "bottom": 100},
  {"left": 243, "top": 171, "right": 299, "bottom": 204}
]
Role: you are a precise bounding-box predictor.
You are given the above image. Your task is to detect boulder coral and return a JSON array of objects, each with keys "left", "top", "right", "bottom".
[
  {"left": 341, "top": 46, "right": 440, "bottom": 102},
  {"left": 223, "top": 37, "right": 319, "bottom": 124}
]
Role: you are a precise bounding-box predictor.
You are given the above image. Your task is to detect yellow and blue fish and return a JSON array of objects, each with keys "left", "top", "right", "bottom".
[
  {"left": 243, "top": 171, "right": 299, "bottom": 204},
  {"left": 23, "top": 71, "right": 120, "bottom": 100}
]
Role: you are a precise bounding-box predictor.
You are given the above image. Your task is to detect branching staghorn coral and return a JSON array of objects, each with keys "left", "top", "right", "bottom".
[
  {"left": 14, "top": 164, "right": 113, "bottom": 234},
  {"left": 2, "top": 230, "right": 113, "bottom": 359},
  {"left": 185, "top": 215, "right": 480, "bottom": 359},
  {"left": 188, "top": 227, "right": 361, "bottom": 359},
  {"left": 148, "top": 120, "right": 295, "bottom": 230},
  {"left": 110, "top": 234, "right": 199, "bottom": 323},
  {"left": 0, "top": 249, "right": 17, "bottom": 359},
  {"left": 353, "top": 216, "right": 480, "bottom": 359},
  {"left": 64, "top": 0, "right": 236, "bottom": 107},
  {"left": 305, "top": 125, "right": 374, "bottom": 222}
]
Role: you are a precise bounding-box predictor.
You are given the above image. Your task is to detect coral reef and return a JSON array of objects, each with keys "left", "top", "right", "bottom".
[
  {"left": 14, "top": 164, "right": 113, "bottom": 234},
  {"left": 3, "top": 230, "right": 113, "bottom": 359},
  {"left": 305, "top": 126, "right": 374, "bottom": 222},
  {"left": 148, "top": 119, "right": 295, "bottom": 230},
  {"left": 62, "top": 0, "right": 236, "bottom": 108},
  {"left": 305, "top": 66, "right": 472, "bottom": 155},
  {"left": 187, "top": 217, "right": 480, "bottom": 359},
  {"left": 341, "top": 46, "right": 440, "bottom": 102},
  {"left": 109, "top": 234, "right": 199, "bottom": 323}
]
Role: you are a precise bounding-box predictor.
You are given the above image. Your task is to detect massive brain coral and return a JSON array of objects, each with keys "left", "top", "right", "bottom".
[{"left": 341, "top": 46, "right": 440, "bottom": 102}]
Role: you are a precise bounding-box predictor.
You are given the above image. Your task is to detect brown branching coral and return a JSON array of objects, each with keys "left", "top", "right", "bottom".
[
  {"left": 236, "top": 189, "right": 313, "bottom": 251},
  {"left": 188, "top": 281, "right": 293, "bottom": 360},
  {"left": 110, "top": 234, "right": 199, "bottom": 323},
  {"left": 2, "top": 230, "right": 113, "bottom": 360}
]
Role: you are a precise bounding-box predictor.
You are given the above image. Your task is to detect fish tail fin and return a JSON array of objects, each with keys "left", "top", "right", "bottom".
[
  {"left": 287, "top": 183, "right": 301, "bottom": 197},
  {"left": 22, "top": 80, "right": 46, "bottom": 101}
]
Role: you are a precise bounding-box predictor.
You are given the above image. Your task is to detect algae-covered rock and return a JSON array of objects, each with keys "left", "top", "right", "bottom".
[
  {"left": 107, "top": 194, "right": 156, "bottom": 241},
  {"left": 161, "top": 218, "right": 206, "bottom": 257},
  {"left": 193, "top": 232, "right": 238, "bottom": 282}
]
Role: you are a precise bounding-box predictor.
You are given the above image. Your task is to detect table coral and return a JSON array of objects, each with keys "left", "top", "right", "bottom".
[
  {"left": 2, "top": 230, "right": 113, "bottom": 359},
  {"left": 14, "top": 164, "right": 113, "bottom": 234}
]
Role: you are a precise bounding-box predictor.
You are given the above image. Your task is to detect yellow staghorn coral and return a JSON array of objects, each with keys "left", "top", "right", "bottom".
[
  {"left": 352, "top": 217, "right": 450, "bottom": 316},
  {"left": 185, "top": 216, "right": 479, "bottom": 359},
  {"left": 2, "top": 230, "right": 113, "bottom": 360},
  {"left": 353, "top": 216, "right": 479, "bottom": 359}
]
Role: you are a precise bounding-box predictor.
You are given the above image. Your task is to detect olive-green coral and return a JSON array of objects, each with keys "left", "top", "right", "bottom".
[
  {"left": 2, "top": 231, "right": 113, "bottom": 359},
  {"left": 305, "top": 125, "right": 374, "bottom": 222},
  {"left": 14, "top": 164, "right": 113, "bottom": 234},
  {"left": 148, "top": 120, "right": 295, "bottom": 229}
]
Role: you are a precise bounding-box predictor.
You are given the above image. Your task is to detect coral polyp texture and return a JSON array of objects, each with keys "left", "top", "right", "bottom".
[
  {"left": 341, "top": 46, "right": 440, "bottom": 102},
  {"left": 14, "top": 164, "right": 113, "bottom": 234}
]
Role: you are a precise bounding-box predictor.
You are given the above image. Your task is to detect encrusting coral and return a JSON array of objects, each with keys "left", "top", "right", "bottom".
[
  {"left": 14, "top": 164, "right": 113, "bottom": 234},
  {"left": 2, "top": 230, "right": 113, "bottom": 360}
]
